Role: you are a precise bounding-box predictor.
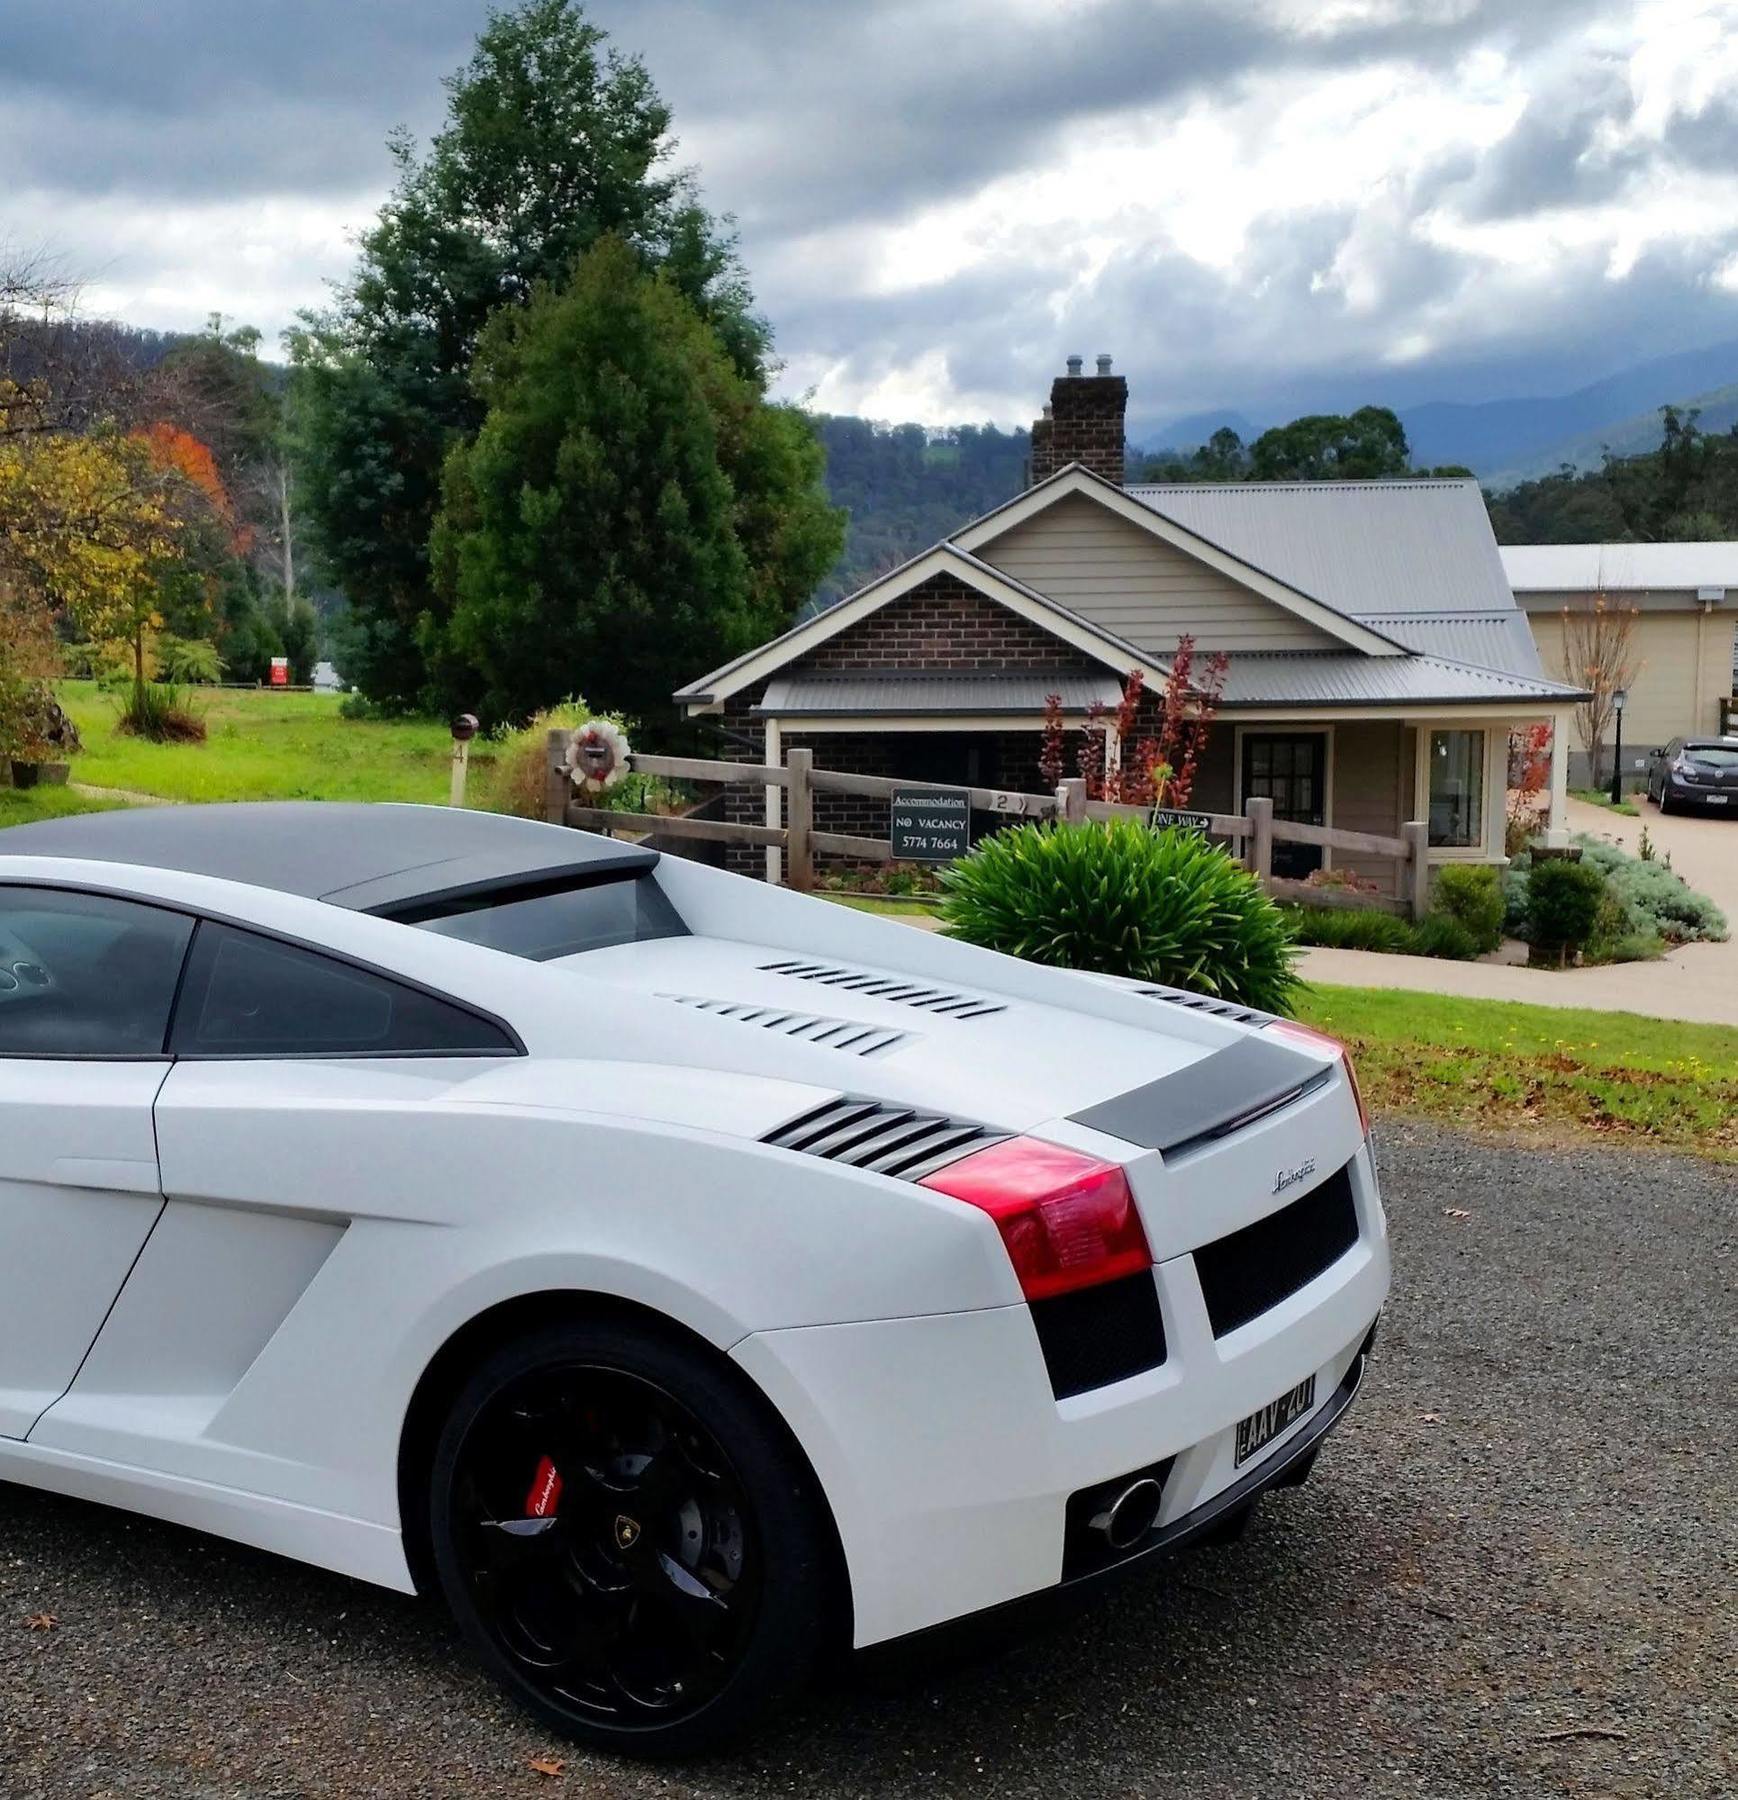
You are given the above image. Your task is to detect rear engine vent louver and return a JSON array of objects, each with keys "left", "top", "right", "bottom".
[
  {"left": 758, "top": 959, "right": 1007, "bottom": 1019},
  {"left": 762, "top": 1097, "right": 1007, "bottom": 1182},
  {"left": 1140, "top": 987, "right": 1274, "bottom": 1028},
  {"left": 661, "top": 995, "right": 910, "bottom": 1058}
]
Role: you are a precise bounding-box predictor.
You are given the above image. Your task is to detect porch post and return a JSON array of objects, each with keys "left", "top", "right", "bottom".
[
  {"left": 1545, "top": 710, "right": 1570, "bottom": 848},
  {"left": 763, "top": 717, "right": 783, "bottom": 884}
]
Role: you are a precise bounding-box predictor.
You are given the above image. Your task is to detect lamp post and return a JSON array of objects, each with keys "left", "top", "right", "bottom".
[{"left": 1609, "top": 687, "right": 1627, "bottom": 806}]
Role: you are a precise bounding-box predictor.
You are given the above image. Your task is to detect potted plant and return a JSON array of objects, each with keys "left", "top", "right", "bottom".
[{"left": 4, "top": 684, "right": 79, "bottom": 787}]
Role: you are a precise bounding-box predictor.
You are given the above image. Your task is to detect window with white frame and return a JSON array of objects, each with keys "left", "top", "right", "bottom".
[{"left": 1427, "top": 729, "right": 1485, "bottom": 848}]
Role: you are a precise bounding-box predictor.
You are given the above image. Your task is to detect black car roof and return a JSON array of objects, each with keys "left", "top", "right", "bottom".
[{"left": 0, "top": 802, "right": 656, "bottom": 912}]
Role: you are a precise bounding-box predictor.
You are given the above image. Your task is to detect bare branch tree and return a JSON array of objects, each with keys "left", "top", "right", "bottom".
[{"left": 1558, "top": 590, "right": 1642, "bottom": 783}]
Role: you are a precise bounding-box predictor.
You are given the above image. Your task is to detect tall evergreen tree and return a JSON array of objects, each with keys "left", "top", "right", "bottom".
[
  {"left": 289, "top": 0, "right": 765, "bottom": 712},
  {"left": 432, "top": 237, "right": 841, "bottom": 727}
]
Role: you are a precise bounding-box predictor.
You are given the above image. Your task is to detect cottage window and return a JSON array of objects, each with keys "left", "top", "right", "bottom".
[{"left": 1427, "top": 729, "right": 1484, "bottom": 849}]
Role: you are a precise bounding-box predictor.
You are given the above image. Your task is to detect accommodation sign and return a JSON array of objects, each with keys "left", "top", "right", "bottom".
[{"left": 890, "top": 787, "right": 972, "bottom": 861}]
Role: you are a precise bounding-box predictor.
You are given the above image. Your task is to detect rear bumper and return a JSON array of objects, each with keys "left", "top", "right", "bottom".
[
  {"left": 1663, "top": 782, "right": 1735, "bottom": 809},
  {"left": 733, "top": 1135, "right": 1390, "bottom": 1647},
  {"left": 865, "top": 1334, "right": 1372, "bottom": 1663}
]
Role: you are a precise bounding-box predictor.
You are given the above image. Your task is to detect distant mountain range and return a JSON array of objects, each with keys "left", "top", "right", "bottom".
[{"left": 1135, "top": 337, "right": 1738, "bottom": 489}]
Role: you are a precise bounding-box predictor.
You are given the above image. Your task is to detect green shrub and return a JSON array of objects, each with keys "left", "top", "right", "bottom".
[
  {"left": 1282, "top": 905, "right": 1478, "bottom": 960},
  {"left": 1410, "top": 912, "right": 1480, "bottom": 960},
  {"left": 1605, "top": 857, "right": 1728, "bottom": 943},
  {"left": 1502, "top": 861, "right": 1531, "bottom": 935},
  {"left": 1526, "top": 857, "right": 1606, "bottom": 966},
  {"left": 1285, "top": 906, "right": 1418, "bottom": 953},
  {"left": 114, "top": 682, "right": 206, "bottom": 744},
  {"left": 1429, "top": 864, "right": 1504, "bottom": 953},
  {"left": 477, "top": 698, "right": 671, "bottom": 821},
  {"left": 1536, "top": 835, "right": 1729, "bottom": 945},
  {"left": 156, "top": 636, "right": 223, "bottom": 685},
  {"left": 939, "top": 818, "right": 1300, "bottom": 1014}
]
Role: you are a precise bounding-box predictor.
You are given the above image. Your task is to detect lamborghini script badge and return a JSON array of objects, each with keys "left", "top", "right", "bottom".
[
  {"left": 1273, "top": 1159, "right": 1316, "bottom": 1196},
  {"left": 614, "top": 1514, "right": 642, "bottom": 1550}
]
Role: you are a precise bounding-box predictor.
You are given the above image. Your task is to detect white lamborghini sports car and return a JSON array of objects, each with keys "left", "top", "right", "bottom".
[{"left": 0, "top": 803, "right": 1388, "bottom": 1755}]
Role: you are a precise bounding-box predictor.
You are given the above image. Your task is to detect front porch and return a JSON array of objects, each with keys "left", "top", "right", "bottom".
[{"left": 749, "top": 700, "right": 1577, "bottom": 893}]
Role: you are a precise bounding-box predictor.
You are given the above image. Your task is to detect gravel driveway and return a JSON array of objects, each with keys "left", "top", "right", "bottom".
[{"left": 2, "top": 1125, "right": 1733, "bottom": 1800}]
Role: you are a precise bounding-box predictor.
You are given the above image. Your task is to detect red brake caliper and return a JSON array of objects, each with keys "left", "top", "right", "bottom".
[{"left": 523, "top": 1454, "right": 564, "bottom": 1519}]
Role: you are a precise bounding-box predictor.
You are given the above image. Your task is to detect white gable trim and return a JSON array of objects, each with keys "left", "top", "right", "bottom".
[
  {"left": 675, "top": 543, "right": 1168, "bottom": 710},
  {"left": 954, "top": 465, "right": 1408, "bottom": 659}
]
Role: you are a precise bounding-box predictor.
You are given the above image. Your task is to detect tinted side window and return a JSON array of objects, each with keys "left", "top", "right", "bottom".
[
  {"left": 172, "top": 923, "right": 515, "bottom": 1058},
  {"left": 0, "top": 886, "right": 193, "bottom": 1057}
]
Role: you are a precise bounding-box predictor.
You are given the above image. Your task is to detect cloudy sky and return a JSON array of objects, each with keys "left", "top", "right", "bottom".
[{"left": 4, "top": 0, "right": 1738, "bottom": 436}]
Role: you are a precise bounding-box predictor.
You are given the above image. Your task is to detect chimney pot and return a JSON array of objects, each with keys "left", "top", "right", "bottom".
[
  {"left": 1065, "top": 355, "right": 1084, "bottom": 376},
  {"left": 1096, "top": 353, "right": 1113, "bottom": 375},
  {"left": 1042, "top": 404, "right": 1053, "bottom": 419}
]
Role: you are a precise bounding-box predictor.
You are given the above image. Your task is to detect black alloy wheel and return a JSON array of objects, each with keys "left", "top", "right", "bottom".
[{"left": 428, "top": 1320, "right": 832, "bottom": 1757}]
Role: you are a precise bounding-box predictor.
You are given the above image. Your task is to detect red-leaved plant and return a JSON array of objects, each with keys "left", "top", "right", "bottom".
[{"left": 1070, "top": 639, "right": 1231, "bottom": 809}]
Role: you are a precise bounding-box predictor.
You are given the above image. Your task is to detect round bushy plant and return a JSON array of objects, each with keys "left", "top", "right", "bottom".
[
  {"left": 1429, "top": 863, "right": 1504, "bottom": 953},
  {"left": 1409, "top": 912, "right": 1480, "bottom": 960},
  {"left": 1526, "top": 857, "right": 1606, "bottom": 966},
  {"left": 939, "top": 818, "right": 1301, "bottom": 1014}
]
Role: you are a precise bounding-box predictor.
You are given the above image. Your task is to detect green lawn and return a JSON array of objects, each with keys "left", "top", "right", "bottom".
[
  {"left": 1296, "top": 984, "right": 1738, "bottom": 1159},
  {"left": 820, "top": 894, "right": 944, "bottom": 918},
  {"left": 0, "top": 786, "right": 126, "bottom": 830},
  {"left": 55, "top": 683, "right": 491, "bottom": 805}
]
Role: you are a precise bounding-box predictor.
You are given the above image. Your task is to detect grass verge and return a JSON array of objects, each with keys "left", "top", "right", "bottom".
[
  {"left": 56, "top": 683, "right": 492, "bottom": 805},
  {"left": 1572, "top": 787, "right": 1641, "bottom": 818},
  {"left": 1296, "top": 984, "right": 1738, "bottom": 1160},
  {"left": 0, "top": 786, "right": 126, "bottom": 829}
]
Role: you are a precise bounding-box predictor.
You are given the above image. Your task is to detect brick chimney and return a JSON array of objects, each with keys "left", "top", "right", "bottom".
[{"left": 1028, "top": 353, "right": 1128, "bottom": 486}]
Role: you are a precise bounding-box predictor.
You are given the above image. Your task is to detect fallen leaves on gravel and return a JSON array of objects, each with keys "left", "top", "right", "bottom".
[
  {"left": 527, "top": 1755, "right": 566, "bottom": 1777},
  {"left": 21, "top": 1613, "right": 56, "bottom": 1631}
]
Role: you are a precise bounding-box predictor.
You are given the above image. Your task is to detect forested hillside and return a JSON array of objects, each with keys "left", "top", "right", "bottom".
[{"left": 810, "top": 416, "right": 1028, "bottom": 606}]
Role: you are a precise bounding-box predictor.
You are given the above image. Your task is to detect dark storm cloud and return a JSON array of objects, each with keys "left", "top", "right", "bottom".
[{"left": 2, "top": 0, "right": 1736, "bottom": 425}]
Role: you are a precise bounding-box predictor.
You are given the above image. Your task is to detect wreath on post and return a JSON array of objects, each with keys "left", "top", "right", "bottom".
[{"left": 564, "top": 719, "right": 632, "bottom": 794}]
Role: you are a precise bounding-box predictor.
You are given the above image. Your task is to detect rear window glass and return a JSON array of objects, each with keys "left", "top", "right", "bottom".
[
  {"left": 398, "top": 873, "right": 688, "bottom": 962},
  {"left": 1683, "top": 743, "right": 1738, "bottom": 769},
  {"left": 172, "top": 923, "right": 516, "bottom": 1058}
]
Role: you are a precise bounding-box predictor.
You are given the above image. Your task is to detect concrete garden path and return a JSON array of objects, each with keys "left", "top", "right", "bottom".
[{"left": 1296, "top": 795, "right": 1738, "bottom": 1027}]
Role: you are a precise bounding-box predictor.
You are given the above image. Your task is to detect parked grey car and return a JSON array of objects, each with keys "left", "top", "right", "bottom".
[{"left": 1646, "top": 737, "right": 1738, "bottom": 813}]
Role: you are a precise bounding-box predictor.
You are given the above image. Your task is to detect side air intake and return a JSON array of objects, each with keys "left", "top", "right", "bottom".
[
  {"left": 762, "top": 1097, "right": 1007, "bottom": 1181},
  {"left": 757, "top": 959, "right": 1007, "bottom": 1019},
  {"left": 660, "top": 995, "right": 910, "bottom": 1058}
]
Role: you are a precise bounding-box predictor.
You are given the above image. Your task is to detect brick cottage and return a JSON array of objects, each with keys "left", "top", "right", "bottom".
[{"left": 677, "top": 360, "right": 1587, "bottom": 890}]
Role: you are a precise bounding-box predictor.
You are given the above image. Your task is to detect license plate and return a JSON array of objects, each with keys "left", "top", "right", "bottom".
[
  {"left": 1706, "top": 794, "right": 1729, "bottom": 805},
  {"left": 1235, "top": 1375, "right": 1316, "bottom": 1466}
]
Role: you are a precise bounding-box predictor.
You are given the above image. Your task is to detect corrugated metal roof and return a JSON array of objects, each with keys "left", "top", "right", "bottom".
[
  {"left": 1358, "top": 611, "right": 1545, "bottom": 677},
  {"left": 757, "top": 670, "right": 1123, "bottom": 717},
  {"left": 1127, "top": 479, "right": 1517, "bottom": 622},
  {"left": 1499, "top": 542, "right": 1738, "bottom": 594},
  {"left": 1218, "top": 652, "right": 1583, "bottom": 707}
]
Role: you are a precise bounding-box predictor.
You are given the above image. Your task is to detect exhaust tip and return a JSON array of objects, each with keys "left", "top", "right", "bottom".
[{"left": 1090, "top": 1477, "right": 1164, "bottom": 1550}]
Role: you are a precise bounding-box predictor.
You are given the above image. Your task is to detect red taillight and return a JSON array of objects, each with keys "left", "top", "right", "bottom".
[
  {"left": 919, "top": 1137, "right": 1151, "bottom": 1302},
  {"left": 1267, "top": 1019, "right": 1370, "bottom": 1137}
]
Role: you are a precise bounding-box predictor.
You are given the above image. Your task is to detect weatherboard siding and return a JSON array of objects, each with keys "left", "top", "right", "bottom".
[
  {"left": 976, "top": 492, "right": 1340, "bottom": 655},
  {"left": 1332, "top": 720, "right": 1409, "bottom": 894}
]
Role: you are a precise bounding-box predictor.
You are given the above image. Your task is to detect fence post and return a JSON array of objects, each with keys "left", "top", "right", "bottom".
[
  {"left": 1246, "top": 794, "right": 1273, "bottom": 887},
  {"left": 786, "top": 748, "right": 814, "bottom": 892},
  {"left": 1402, "top": 820, "right": 1430, "bottom": 921},
  {"left": 545, "top": 729, "right": 572, "bottom": 827},
  {"left": 1056, "top": 778, "right": 1087, "bottom": 824}
]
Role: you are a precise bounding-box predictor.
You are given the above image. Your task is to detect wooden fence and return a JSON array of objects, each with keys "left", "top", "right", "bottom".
[{"left": 545, "top": 731, "right": 1431, "bottom": 920}]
